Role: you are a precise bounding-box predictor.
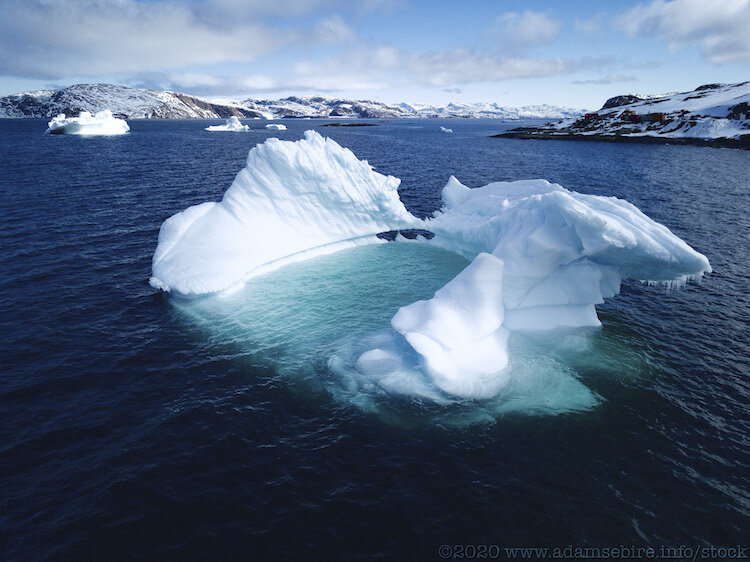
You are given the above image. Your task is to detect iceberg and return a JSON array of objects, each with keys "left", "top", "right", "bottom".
[
  {"left": 46, "top": 110, "right": 129, "bottom": 135},
  {"left": 205, "top": 116, "right": 249, "bottom": 132},
  {"left": 151, "top": 131, "right": 419, "bottom": 296},
  {"left": 151, "top": 130, "right": 711, "bottom": 399},
  {"left": 440, "top": 126, "right": 453, "bottom": 133},
  {"left": 265, "top": 123, "right": 287, "bottom": 130},
  {"left": 383, "top": 176, "right": 711, "bottom": 397}
]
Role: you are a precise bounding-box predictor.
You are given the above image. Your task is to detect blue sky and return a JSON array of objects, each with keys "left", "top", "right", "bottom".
[{"left": 0, "top": 0, "right": 748, "bottom": 109}]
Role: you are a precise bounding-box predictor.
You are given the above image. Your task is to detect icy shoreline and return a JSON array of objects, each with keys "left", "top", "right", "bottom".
[
  {"left": 496, "top": 130, "right": 750, "bottom": 150},
  {"left": 499, "top": 82, "right": 750, "bottom": 147}
]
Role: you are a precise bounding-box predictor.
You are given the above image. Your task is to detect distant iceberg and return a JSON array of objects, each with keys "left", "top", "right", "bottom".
[
  {"left": 151, "top": 131, "right": 710, "bottom": 399},
  {"left": 440, "top": 126, "right": 453, "bottom": 133},
  {"left": 46, "top": 110, "right": 129, "bottom": 135},
  {"left": 205, "top": 116, "right": 249, "bottom": 132},
  {"left": 265, "top": 123, "right": 287, "bottom": 130}
]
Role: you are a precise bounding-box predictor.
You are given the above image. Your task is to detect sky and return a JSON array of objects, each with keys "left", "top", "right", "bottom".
[{"left": 0, "top": 0, "right": 748, "bottom": 109}]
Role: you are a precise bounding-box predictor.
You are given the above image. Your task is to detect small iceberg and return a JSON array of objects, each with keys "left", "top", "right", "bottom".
[
  {"left": 46, "top": 110, "right": 129, "bottom": 136},
  {"left": 440, "top": 126, "right": 453, "bottom": 133},
  {"left": 266, "top": 123, "right": 287, "bottom": 131},
  {"left": 205, "top": 116, "right": 249, "bottom": 132}
]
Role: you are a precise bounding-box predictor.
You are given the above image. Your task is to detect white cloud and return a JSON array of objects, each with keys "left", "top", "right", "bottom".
[
  {"left": 372, "top": 46, "right": 400, "bottom": 68},
  {"left": 0, "top": 0, "right": 363, "bottom": 80},
  {"left": 354, "top": 0, "right": 406, "bottom": 15},
  {"left": 313, "top": 16, "right": 357, "bottom": 44},
  {"left": 574, "top": 14, "right": 606, "bottom": 36},
  {"left": 618, "top": 0, "right": 750, "bottom": 64},
  {"left": 283, "top": 45, "right": 610, "bottom": 92},
  {"left": 0, "top": 0, "right": 293, "bottom": 79},
  {"left": 491, "top": 10, "right": 562, "bottom": 48},
  {"left": 407, "top": 50, "right": 573, "bottom": 86},
  {"left": 165, "top": 73, "right": 224, "bottom": 89},
  {"left": 151, "top": 68, "right": 389, "bottom": 97},
  {"left": 571, "top": 73, "right": 638, "bottom": 85},
  {"left": 205, "top": 0, "right": 329, "bottom": 17}
]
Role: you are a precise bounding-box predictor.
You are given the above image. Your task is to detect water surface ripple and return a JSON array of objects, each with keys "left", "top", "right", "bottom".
[{"left": 1, "top": 118, "right": 748, "bottom": 559}]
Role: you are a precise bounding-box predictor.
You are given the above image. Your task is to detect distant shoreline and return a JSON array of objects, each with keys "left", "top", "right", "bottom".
[{"left": 494, "top": 130, "right": 750, "bottom": 150}]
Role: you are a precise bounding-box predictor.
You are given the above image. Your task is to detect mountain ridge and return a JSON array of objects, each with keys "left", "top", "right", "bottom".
[{"left": 0, "top": 83, "right": 585, "bottom": 120}]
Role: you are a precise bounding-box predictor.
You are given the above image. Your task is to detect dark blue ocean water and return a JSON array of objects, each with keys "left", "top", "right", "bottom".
[{"left": 1, "top": 118, "right": 748, "bottom": 560}]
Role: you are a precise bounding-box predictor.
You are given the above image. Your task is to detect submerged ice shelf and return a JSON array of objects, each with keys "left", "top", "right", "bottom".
[
  {"left": 46, "top": 110, "right": 129, "bottom": 135},
  {"left": 151, "top": 130, "right": 711, "bottom": 402}
]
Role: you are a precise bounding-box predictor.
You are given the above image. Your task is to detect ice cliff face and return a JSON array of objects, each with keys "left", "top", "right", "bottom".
[
  {"left": 150, "top": 131, "right": 711, "bottom": 399},
  {"left": 46, "top": 110, "right": 129, "bottom": 135},
  {"left": 205, "top": 116, "right": 249, "bottom": 132},
  {"left": 0, "top": 83, "right": 585, "bottom": 120},
  {"left": 150, "top": 131, "right": 419, "bottom": 296}
]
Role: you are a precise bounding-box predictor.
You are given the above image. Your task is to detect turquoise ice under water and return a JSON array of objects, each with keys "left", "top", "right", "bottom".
[{"left": 172, "top": 242, "right": 663, "bottom": 424}]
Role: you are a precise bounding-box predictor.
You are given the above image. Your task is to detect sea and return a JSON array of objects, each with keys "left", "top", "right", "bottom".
[{"left": 1, "top": 118, "right": 748, "bottom": 560}]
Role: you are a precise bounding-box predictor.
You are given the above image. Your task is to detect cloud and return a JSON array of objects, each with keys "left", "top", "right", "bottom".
[
  {"left": 407, "top": 50, "right": 574, "bottom": 86},
  {"left": 618, "top": 0, "right": 750, "bottom": 64},
  {"left": 491, "top": 10, "right": 562, "bottom": 48},
  {"left": 204, "top": 0, "right": 330, "bottom": 18},
  {"left": 283, "top": 44, "right": 611, "bottom": 93},
  {"left": 313, "top": 16, "right": 357, "bottom": 44},
  {"left": 143, "top": 68, "right": 390, "bottom": 97},
  {"left": 163, "top": 73, "right": 278, "bottom": 93},
  {"left": 0, "top": 0, "right": 291, "bottom": 79},
  {"left": 0, "top": 0, "right": 361, "bottom": 80},
  {"left": 571, "top": 73, "right": 638, "bottom": 85},
  {"left": 355, "top": 0, "right": 406, "bottom": 15},
  {"left": 574, "top": 14, "right": 606, "bottom": 36},
  {"left": 200, "top": 0, "right": 399, "bottom": 18}
]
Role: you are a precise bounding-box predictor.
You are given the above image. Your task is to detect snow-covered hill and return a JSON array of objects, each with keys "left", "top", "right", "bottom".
[
  {"left": 0, "top": 83, "right": 584, "bottom": 120},
  {"left": 0, "top": 84, "right": 264, "bottom": 119},
  {"left": 502, "top": 82, "right": 750, "bottom": 144},
  {"left": 397, "top": 101, "right": 584, "bottom": 119}
]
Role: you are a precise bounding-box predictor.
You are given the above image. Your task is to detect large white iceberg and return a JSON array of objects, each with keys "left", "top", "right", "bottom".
[
  {"left": 151, "top": 131, "right": 418, "bottom": 296},
  {"left": 151, "top": 130, "right": 711, "bottom": 399},
  {"left": 205, "top": 116, "right": 249, "bottom": 132},
  {"left": 265, "top": 123, "right": 287, "bottom": 130},
  {"left": 46, "top": 110, "right": 129, "bottom": 135}
]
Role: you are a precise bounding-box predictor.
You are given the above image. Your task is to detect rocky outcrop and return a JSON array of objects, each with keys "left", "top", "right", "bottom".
[
  {"left": 499, "top": 81, "right": 750, "bottom": 148},
  {"left": 601, "top": 94, "right": 647, "bottom": 109}
]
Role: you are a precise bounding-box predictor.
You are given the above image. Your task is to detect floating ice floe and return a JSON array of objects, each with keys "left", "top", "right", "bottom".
[
  {"left": 46, "top": 110, "right": 129, "bottom": 135},
  {"left": 151, "top": 130, "right": 711, "bottom": 399},
  {"left": 265, "top": 123, "right": 287, "bottom": 130},
  {"left": 205, "top": 116, "right": 249, "bottom": 132},
  {"left": 440, "top": 126, "right": 453, "bottom": 133}
]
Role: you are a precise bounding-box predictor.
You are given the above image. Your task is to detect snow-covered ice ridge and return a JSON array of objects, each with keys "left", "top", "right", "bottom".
[
  {"left": 150, "top": 131, "right": 710, "bottom": 399},
  {"left": 525, "top": 82, "right": 750, "bottom": 141},
  {"left": 46, "top": 110, "right": 129, "bottom": 135},
  {"left": 0, "top": 83, "right": 584, "bottom": 120}
]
